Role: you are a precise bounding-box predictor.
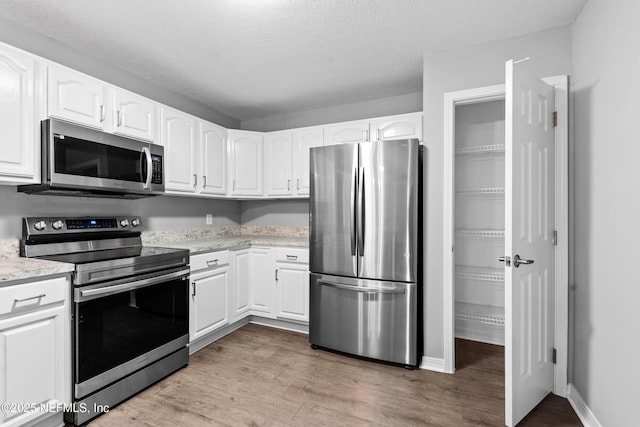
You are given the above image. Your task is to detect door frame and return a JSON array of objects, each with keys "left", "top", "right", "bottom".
[{"left": 441, "top": 75, "right": 569, "bottom": 396}]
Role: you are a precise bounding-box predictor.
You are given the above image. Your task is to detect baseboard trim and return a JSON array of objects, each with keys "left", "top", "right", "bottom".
[
  {"left": 419, "top": 356, "right": 446, "bottom": 372},
  {"left": 567, "top": 383, "right": 602, "bottom": 427},
  {"left": 249, "top": 316, "right": 309, "bottom": 334}
]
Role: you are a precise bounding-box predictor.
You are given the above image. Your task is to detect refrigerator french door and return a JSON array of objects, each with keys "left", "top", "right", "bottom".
[{"left": 309, "top": 139, "right": 421, "bottom": 367}]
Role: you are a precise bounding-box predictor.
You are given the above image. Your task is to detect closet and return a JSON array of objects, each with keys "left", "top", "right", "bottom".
[{"left": 454, "top": 99, "right": 506, "bottom": 346}]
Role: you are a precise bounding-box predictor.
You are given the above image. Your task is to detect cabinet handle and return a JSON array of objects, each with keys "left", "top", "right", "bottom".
[
  {"left": 192, "top": 282, "right": 196, "bottom": 297},
  {"left": 206, "top": 259, "right": 219, "bottom": 266},
  {"left": 117, "top": 110, "right": 122, "bottom": 127},
  {"left": 203, "top": 176, "right": 207, "bottom": 189},
  {"left": 296, "top": 179, "right": 300, "bottom": 190},
  {"left": 14, "top": 294, "right": 46, "bottom": 303},
  {"left": 287, "top": 179, "right": 291, "bottom": 191},
  {"left": 286, "top": 255, "right": 298, "bottom": 261},
  {"left": 275, "top": 269, "right": 279, "bottom": 281},
  {"left": 377, "top": 128, "right": 381, "bottom": 141},
  {"left": 233, "top": 179, "right": 236, "bottom": 191},
  {"left": 193, "top": 174, "right": 197, "bottom": 188},
  {"left": 364, "top": 129, "right": 368, "bottom": 141},
  {"left": 100, "top": 105, "right": 105, "bottom": 122}
]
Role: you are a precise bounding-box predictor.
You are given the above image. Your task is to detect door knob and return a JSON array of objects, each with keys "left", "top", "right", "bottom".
[
  {"left": 513, "top": 254, "right": 534, "bottom": 268},
  {"left": 498, "top": 256, "right": 511, "bottom": 267}
]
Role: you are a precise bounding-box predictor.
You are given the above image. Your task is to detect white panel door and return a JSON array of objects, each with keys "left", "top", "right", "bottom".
[
  {"left": 370, "top": 112, "right": 423, "bottom": 141},
  {"left": 48, "top": 65, "right": 105, "bottom": 129},
  {"left": 505, "top": 59, "right": 556, "bottom": 427},
  {"left": 275, "top": 262, "right": 309, "bottom": 322},
  {"left": 229, "top": 130, "right": 263, "bottom": 196},
  {"left": 112, "top": 88, "right": 156, "bottom": 141},
  {"left": 162, "top": 107, "right": 198, "bottom": 193},
  {"left": 249, "top": 247, "right": 275, "bottom": 317},
  {"left": 323, "top": 120, "right": 370, "bottom": 145},
  {"left": 292, "top": 127, "right": 323, "bottom": 196},
  {"left": 264, "top": 132, "right": 293, "bottom": 196},
  {"left": 0, "top": 45, "right": 37, "bottom": 183},
  {"left": 200, "top": 121, "right": 227, "bottom": 195},
  {"left": 190, "top": 267, "right": 229, "bottom": 341}
]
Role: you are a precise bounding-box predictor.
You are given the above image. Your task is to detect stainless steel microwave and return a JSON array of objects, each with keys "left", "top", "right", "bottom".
[{"left": 19, "top": 119, "right": 164, "bottom": 198}]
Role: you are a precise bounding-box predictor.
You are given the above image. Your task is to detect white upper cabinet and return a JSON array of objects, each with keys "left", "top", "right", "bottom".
[
  {"left": 111, "top": 88, "right": 156, "bottom": 142},
  {"left": 161, "top": 107, "right": 198, "bottom": 193},
  {"left": 200, "top": 121, "right": 227, "bottom": 196},
  {"left": 323, "top": 120, "right": 370, "bottom": 145},
  {"left": 264, "top": 131, "right": 293, "bottom": 196},
  {"left": 228, "top": 130, "right": 263, "bottom": 197},
  {"left": 370, "top": 112, "right": 422, "bottom": 141},
  {"left": 0, "top": 43, "right": 39, "bottom": 184},
  {"left": 47, "top": 65, "right": 106, "bottom": 129},
  {"left": 292, "top": 126, "right": 323, "bottom": 196}
]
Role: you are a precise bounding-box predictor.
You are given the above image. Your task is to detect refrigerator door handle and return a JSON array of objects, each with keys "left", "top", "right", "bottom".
[
  {"left": 317, "top": 280, "right": 406, "bottom": 295},
  {"left": 350, "top": 167, "right": 357, "bottom": 257},
  {"left": 357, "top": 167, "right": 365, "bottom": 256}
]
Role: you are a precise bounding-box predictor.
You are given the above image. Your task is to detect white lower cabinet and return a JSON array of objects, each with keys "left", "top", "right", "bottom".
[
  {"left": 0, "top": 276, "right": 70, "bottom": 427},
  {"left": 230, "top": 248, "right": 251, "bottom": 320},
  {"left": 273, "top": 248, "right": 309, "bottom": 322},
  {"left": 190, "top": 251, "right": 230, "bottom": 342}
]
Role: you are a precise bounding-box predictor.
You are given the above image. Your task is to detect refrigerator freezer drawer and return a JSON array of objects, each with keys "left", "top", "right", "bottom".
[{"left": 309, "top": 273, "right": 418, "bottom": 366}]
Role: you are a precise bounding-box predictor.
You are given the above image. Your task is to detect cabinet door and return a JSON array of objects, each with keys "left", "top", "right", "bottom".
[
  {"left": 292, "top": 127, "right": 323, "bottom": 196},
  {"left": 112, "top": 88, "right": 156, "bottom": 142},
  {"left": 275, "top": 262, "right": 309, "bottom": 322},
  {"left": 48, "top": 65, "right": 105, "bottom": 129},
  {"left": 161, "top": 107, "right": 198, "bottom": 193},
  {"left": 0, "top": 45, "right": 37, "bottom": 183},
  {"left": 200, "top": 122, "right": 227, "bottom": 195},
  {"left": 323, "top": 120, "right": 370, "bottom": 145},
  {"left": 249, "top": 247, "right": 275, "bottom": 317},
  {"left": 264, "top": 132, "right": 292, "bottom": 196},
  {"left": 0, "top": 305, "right": 69, "bottom": 427},
  {"left": 228, "top": 130, "right": 263, "bottom": 196},
  {"left": 231, "top": 249, "right": 251, "bottom": 319},
  {"left": 190, "top": 266, "right": 229, "bottom": 341},
  {"left": 370, "top": 112, "right": 422, "bottom": 141}
]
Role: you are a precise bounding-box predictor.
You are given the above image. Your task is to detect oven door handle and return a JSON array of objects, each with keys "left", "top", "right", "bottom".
[{"left": 77, "top": 268, "right": 190, "bottom": 301}]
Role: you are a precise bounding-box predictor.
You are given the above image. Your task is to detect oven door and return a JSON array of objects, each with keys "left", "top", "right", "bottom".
[
  {"left": 46, "top": 119, "right": 164, "bottom": 195},
  {"left": 73, "top": 267, "right": 189, "bottom": 399}
]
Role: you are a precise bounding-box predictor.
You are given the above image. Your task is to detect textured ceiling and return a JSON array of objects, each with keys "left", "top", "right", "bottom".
[{"left": 0, "top": 0, "right": 586, "bottom": 120}]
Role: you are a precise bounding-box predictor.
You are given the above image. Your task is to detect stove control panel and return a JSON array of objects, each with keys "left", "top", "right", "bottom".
[{"left": 23, "top": 216, "right": 143, "bottom": 235}]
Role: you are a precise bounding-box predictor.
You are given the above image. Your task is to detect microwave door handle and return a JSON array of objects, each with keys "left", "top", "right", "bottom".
[{"left": 141, "top": 146, "right": 152, "bottom": 189}]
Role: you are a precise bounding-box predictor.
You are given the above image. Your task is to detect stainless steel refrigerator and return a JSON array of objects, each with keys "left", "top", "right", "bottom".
[{"left": 309, "top": 138, "right": 422, "bottom": 367}]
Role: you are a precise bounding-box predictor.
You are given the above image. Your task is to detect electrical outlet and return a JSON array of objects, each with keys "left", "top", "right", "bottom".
[{"left": 205, "top": 214, "right": 213, "bottom": 225}]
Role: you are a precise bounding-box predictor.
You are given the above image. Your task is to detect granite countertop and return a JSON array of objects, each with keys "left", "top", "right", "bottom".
[
  {"left": 143, "top": 226, "right": 309, "bottom": 254},
  {"left": 0, "top": 239, "right": 74, "bottom": 284},
  {"left": 0, "top": 226, "right": 308, "bottom": 283}
]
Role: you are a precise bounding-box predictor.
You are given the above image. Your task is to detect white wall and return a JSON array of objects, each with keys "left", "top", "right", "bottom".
[
  {"left": 0, "top": 187, "right": 240, "bottom": 239},
  {"left": 571, "top": 0, "right": 640, "bottom": 424},
  {"left": 241, "top": 92, "right": 422, "bottom": 132},
  {"left": 0, "top": 16, "right": 239, "bottom": 129},
  {"left": 422, "top": 26, "right": 572, "bottom": 359}
]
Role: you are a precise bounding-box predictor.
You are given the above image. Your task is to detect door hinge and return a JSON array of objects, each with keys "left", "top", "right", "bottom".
[
  {"left": 552, "top": 230, "right": 558, "bottom": 246},
  {"left": 552, "top": 111, "right": 558, "bottom": 127},
  {"left": 552, "top": 348, "right": 557, "bottom": 364}
]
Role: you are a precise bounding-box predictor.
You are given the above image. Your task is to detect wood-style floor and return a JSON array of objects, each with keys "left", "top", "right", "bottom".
[{"left": 89, "top": 324, "right": 580, "bottom": 426}]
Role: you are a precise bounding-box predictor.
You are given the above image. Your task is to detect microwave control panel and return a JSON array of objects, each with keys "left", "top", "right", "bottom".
[{"left": 151, "top": 155, "right": 163, "bottom": 184}]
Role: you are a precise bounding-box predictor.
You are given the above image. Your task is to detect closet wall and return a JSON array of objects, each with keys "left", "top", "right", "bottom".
[{"left": 454, "top": 99, "right": 506, "bottom": 345}]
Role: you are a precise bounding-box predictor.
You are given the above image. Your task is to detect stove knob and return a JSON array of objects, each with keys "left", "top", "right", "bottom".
[
  {"left": 52, "top": 220, "right": 64, "bottom": 230},
  {"left": 120, "top": 219, "right": 130, "bottom": 228},
  {"left": 33, "top": 220, "right": 47, "bottom": 231},
  {"left": 131, "top": 218, "right": 140, "bottom": 227}
]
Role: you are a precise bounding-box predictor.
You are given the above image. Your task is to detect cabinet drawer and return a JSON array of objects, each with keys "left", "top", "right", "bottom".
[
  {"left": 191, "top": 250, "right": 230, "bottom": 272},
  {"left": 0, "top": 276, "right": 68, "bottom": 316},
  {"left": 274, "top": 248, "right": 309, "bottom": 264}
]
